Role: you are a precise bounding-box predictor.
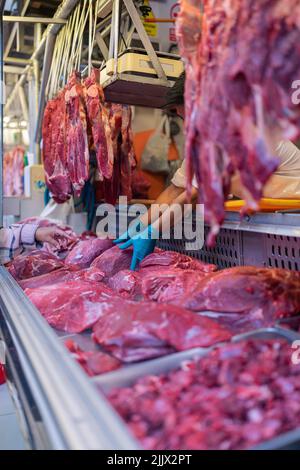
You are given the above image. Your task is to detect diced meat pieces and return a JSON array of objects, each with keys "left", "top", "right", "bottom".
[
  {"left": 65, "top": 238, "right": 113, "bottom": 268},
  {"left": 7, "top": 250, "right": 64, "bottom": 280},
  {"left": 108, "top": 339, "right": 300, "bottom": 450},
  {"left": 25, "top": 281, "right": 116, "bottom": 333}
]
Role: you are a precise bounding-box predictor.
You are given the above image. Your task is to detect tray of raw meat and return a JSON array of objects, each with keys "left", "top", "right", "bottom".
[{"left": 94, "top": 329, "right": 300, "bottom": 450}]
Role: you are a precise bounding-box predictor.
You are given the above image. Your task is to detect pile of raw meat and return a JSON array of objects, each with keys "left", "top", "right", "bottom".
[
  {"left": 3, "top": 146, "right": 25, "bottom": 196},
  {"left": 177, "top": 0, "right": 300, "bottom": 243},
  {"left": 6, "top": 219, "right": 300, "bottom": 378},
  {"left": 42, "top": 68, "right": 136, "bottom": 204},
  {"left": 108, "top": 339, "right": 300, "bottom": 450}
]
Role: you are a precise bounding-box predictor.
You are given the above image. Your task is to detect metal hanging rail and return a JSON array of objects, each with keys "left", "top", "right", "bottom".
[{"left": 3, "top": 16, "right": 68, "bottom": 25}]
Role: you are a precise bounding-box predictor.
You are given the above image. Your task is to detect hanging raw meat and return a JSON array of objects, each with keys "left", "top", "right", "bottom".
[
  {"left": 84, "top": 68, "right": 114, "bottom": 180},
  {"left": 42, "top": 91, "right": 72, "bottom": 203},
  {"left": 3, "top": 147, "right": 25, "bottom": 196},
  {"left": 64, "top": 71, "right": 90, "bottom": 195},
  {"left": 177, "top": 0, "right": 300, "bottom": 244}
]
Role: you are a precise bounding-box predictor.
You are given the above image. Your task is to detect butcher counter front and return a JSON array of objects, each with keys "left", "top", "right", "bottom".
[{"left": 1, "top": 211, "right": 300, "bottom": 450}]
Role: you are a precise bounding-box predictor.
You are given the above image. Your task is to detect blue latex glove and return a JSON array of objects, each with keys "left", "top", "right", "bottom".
[
  {"left": 114, "top": 219, "right": 146, "bottom": 245},
  {"left": 117, "top": 225, "right": 158, "bottom": 271}
]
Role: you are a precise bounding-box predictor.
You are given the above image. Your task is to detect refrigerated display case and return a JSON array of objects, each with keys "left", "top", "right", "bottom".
[{"left": 1, "top": 209, "right": 300, "bottom": 449}]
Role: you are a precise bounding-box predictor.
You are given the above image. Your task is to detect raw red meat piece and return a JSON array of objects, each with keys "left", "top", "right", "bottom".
[
  {"left": 65, "top": 238, "right": 113, "bottom": 268},
  {"left": 140, "top": 250, "right": 216, "bottom": 273},
  {"left": 7, "top": 250, "right": 64, "bottom": 280},
  {"left": 99, "top": 103, "right": 136, "bottom": 204},
  {"left": 19, "top": 266, "right": 80, "bottom": 289},
  {"left": 65, "top": 71, "right": 89, "bottom": 196},
  {"left": 168, "top": 267, "right": 300, "bottom": 322},
  {"left": 120, "top": 106, "right": 136, "bottom": 200},
  {"left": 80, "top": 231, "right": 97, "bottom": 240},
  {"left": 92, "top": 300, "right": 231, "bottom": 362},
  {"left": 177, "top": 0, "right": 300, "bottom": 243},
  {"left": 131, "top": 170, "right": 150, "bottom": 199},
  {"left": 3, "top": 147, "right": 25, "bottom": 196},
  {"left": 84, "top": 68, "right": 114, "bottom": 180},
  {"left": 18, "top": 266, "right": 104, "bottom": 289},
  {"left": 108, "top": 269, "right": 142, "bottom": 299},
  {"left": 65, "top": 339, "right": 120, "bottom": 376},
  {"left": 141, "top": 268, "right": 207, "bottom": 302},
  {"left": 108, "top": 339, "right": 300, "bottom": 450},
  {"left": 25, "top": 281, "right": 116, "bottom": 333},
  {"left": 0, "top": 364, "right": 6, "bottom": 385},
  {"left": 42, "top": 91, "right": 72, "bottom": 203},
  {"left": 91, "top": 245, "right": 133, "bottom": 279}
]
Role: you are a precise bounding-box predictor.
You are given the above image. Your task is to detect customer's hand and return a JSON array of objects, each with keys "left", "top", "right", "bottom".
[{"left": 35, "top": 226, "right": 75, "bottom": 249}]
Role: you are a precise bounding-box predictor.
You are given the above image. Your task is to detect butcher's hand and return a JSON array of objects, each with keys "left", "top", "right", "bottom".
[
  {"left": 115, "top": 225, "right": 158, "bottom": 271},
  {"left": 113, "top": 219, "right": 146, "bottom": 244},
  {"left": 35, "top": 227, "right": 74, "bottom": 250}
]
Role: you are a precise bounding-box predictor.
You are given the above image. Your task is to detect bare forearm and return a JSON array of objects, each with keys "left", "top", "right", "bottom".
[
  {"left": 152, "top": 187, "right": 198, "bottom": 232},
  {"left": 139, "top": 184, "right": 186, "bottom": 226}
]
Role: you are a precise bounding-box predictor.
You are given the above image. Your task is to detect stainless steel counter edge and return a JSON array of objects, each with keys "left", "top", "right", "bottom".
[{"left": 0, "top": 267, "right": 139, "bottom": 450}]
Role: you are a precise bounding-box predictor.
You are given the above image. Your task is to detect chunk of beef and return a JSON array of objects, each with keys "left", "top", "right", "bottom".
[
  {"left": 167, "top": 267, "right": 300, "bottom": 322},
  {"left": 18, "top": 266, "right": 104, "bottom": 289},
  {"left": 140, "top": 250, "right": 216, "bottom": 273},
  {"left": 25, "top": 281, "right": 116, "bottom": 333},
  {"left": 65, "top": 238, "right": 113, "bottom": 268},
  {"left": 92, "top": 300, "right": 232, "bottom": 362},
  {"left": 91, "top": 245, "right": 133, "bottom": 279},
  {"left": 65, "top": 339, "right": 121, "bottom": 376},
  {"left": 7, "top": 250, "right": 64, "bottom": 280}
]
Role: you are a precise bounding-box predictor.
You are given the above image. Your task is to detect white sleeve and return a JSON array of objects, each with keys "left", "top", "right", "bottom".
[
  {"left": 171, "top": 160, "right": 198, "bottom": 188},
  {"left": 275, "top": 141, "right": 300, "bottom": 175}
]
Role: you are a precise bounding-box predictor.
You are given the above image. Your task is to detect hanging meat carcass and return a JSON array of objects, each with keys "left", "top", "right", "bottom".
[
  {"left": 84, "top": 68, "right": 114, "bottom": 180},
  {"left": 177, "top": 0, "right": 300, "bottom": 244},
  {"left": 64, "top": 71, "right": 90, "bottom": 196},
  {"left": 42, "top": 91, "right": 72, "bottom": 203}
]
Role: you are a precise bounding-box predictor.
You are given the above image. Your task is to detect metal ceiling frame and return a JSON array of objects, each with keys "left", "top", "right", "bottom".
[
  {"left": 4, "top": 0, "right": 31, "bottom": 60},
  {"left": 4, "top": 0, "right": 82, "bottom": 115}
]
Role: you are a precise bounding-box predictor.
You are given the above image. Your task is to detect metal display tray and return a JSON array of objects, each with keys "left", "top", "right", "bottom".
[{"left": 93, "top": 328, "right": 300, "bottom": 451}]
